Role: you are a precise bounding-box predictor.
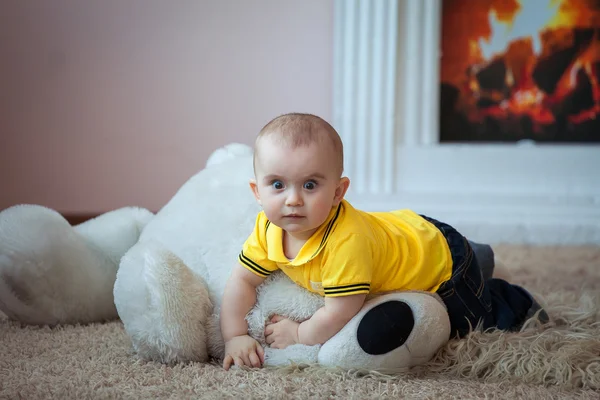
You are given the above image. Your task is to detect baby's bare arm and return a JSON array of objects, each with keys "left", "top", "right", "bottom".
[
  {"left": 297, "top": 294, "right": 366, "bottom": 346},
  {"left": 221, "top": 265, "right": 265, "bottom": 370},
  {"left": 221, "top": 265, "right": 265, "bottom": 341}
]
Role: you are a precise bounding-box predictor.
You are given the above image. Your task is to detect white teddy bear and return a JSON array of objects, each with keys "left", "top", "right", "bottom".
[{"left": 0, "top": 144, "right": 450, "bottom": 371}]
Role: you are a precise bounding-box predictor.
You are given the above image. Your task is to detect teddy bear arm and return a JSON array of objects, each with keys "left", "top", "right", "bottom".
[{"left": 115, "top": 240, "right": 214, "bottom": 364}]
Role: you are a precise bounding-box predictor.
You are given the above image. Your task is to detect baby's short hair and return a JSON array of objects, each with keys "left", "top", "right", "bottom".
[{"left": 254, "top": 113, "right": 344, "bottom": 176}]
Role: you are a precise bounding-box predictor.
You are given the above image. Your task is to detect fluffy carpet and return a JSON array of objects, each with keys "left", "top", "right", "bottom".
[{"left": 1, "top": 245, "right": 599, "bottom": 399}]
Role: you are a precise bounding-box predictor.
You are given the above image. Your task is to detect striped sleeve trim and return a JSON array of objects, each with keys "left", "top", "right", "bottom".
[
  {"left": 238, "top": 251, "right": 272, "bottom": 277},
  {"left": 323, "top": 283, "right": 370, "bottom": 296}
]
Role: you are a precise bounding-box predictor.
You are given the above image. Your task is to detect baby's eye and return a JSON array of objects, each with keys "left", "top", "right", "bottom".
[
  {"left": 271, "top": 180, "right": 284, "bottom": 190},
  {"left": 303, "top": 181, "right": 317, "bottom": 190}
]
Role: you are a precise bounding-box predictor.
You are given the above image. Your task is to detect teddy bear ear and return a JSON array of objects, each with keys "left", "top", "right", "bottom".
[{"left": 206, "top": 143, "right": 254, "bottom": 168}]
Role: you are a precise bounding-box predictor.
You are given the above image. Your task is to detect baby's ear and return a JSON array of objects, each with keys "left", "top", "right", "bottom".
[
  {"left": 334, "top": 177, "right": 350, "bottom": 205},
  {"left": 249, "top": 179, "right": 262, "bottom": 206}
]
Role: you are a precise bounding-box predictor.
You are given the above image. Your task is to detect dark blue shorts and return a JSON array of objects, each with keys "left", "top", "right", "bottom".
[{"left": 421, "top": 215, "right": 534, "bottom": 338}]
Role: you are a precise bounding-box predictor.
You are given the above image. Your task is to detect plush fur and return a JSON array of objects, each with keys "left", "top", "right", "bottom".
[{"left": 0, "top": 144, "right": 450, "bottom": 370}]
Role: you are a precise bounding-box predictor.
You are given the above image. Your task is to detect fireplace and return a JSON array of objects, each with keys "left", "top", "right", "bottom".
[
  {"left": 440, "top": 0, "right": 600, "bottom": 143},
  {"left": 332, "top": 0, "right": 600, "bottom": 245}
]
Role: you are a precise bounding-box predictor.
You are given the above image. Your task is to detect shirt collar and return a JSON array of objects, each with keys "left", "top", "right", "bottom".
[{"left": 266, "top": 202, "right": 343, "bottom": 266}]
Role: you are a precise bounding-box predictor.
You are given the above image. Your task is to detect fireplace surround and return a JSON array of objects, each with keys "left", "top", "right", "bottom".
[{"left": 332, "top": 0, "right": 599, "bottom": 244}]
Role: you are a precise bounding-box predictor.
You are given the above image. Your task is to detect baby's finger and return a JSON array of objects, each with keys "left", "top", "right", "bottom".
[
  {"left": 270, "top": 341, "right": 281, "bottom": 349},
  {"left": 271, "top": 315, "right": 284, "bottom": 323},
  {"left": 257, "top": 344, "right": 265, "bottom": 364},
  {"left": 264, "top": 324, "right": 274, "bottom": 336},
  {"left": 241, "top": 353, "right": 252, "bottom": 368},
  {"left": 223, "top": 355, "right": 233, "bottom": 371},
  {"left": 233, "top": 356, "right": 244, "bottom": 368},
  {"left": 249, "top": 352, "right": 261, "bottom": 368}
]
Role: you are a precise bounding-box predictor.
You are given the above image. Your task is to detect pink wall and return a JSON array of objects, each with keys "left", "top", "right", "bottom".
[{"left": 0, "top": 0, "right": 333, "bottom": 214}]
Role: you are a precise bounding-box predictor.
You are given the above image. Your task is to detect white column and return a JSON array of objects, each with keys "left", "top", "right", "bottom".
[
  {"left": 332, "top": 0, "right": 399, "bottom": 195},
  {"left": 415, "top": 0, "right": 442, "bottom": 146},
  {"left": 394, "top": 0, "right": 442, "bottom": 146}
]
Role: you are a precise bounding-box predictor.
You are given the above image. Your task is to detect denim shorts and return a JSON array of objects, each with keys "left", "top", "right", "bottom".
[{"left": 421, "top": 215, "right": 534, "bottom": 338}]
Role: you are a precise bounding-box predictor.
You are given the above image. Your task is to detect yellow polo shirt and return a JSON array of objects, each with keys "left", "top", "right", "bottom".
[{"left": 238, "top": 200, "right": 453, "bottom": 297}]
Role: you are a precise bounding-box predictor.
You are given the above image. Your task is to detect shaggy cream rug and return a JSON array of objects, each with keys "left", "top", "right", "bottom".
[{"left": 1, "top": 245, "right": 599, "bottom": 399}]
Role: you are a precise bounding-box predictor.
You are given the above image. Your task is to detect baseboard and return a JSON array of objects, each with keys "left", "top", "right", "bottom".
[{"left": 346, "top": 192, "right": 600, "bottom": 245}]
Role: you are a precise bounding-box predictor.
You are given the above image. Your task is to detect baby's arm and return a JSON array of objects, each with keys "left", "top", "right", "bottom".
[
  {"left": 298, "top": 294, "right": 366, "bottom": 345},
  {"left": 220, "top": 264, "right": 266, "bottom": 370}
]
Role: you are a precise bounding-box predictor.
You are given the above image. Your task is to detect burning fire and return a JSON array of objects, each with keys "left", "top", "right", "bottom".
[{"left": 462, "top": 0, "right": 600, "bottom": 126}]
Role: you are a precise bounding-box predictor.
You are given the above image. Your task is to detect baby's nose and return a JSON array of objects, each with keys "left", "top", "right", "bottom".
[{"left": 286, "top": 190, "right": 303, "bottom": 206}]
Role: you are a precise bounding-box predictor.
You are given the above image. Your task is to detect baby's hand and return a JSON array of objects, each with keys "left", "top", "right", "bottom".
[
  {"left": 223, "top": 335, "right": 265, "bottom": 371},
  {"left": 264, "top": 315, "right": 300, "bottom": 349}
]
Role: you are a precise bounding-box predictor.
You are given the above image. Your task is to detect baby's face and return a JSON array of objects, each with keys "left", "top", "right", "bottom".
[{"left": 251, "top": 136, "right": 344, "bottom": 241}]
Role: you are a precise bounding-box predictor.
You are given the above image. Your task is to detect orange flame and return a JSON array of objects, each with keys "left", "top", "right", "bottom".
[{"left": 467, "top": 0, "right": 600, "bottom": 125}]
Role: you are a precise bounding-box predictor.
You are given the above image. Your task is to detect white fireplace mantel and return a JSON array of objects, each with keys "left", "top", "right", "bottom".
[{"left": 332, "top": 0, "right": 600, "bottom": 245}]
